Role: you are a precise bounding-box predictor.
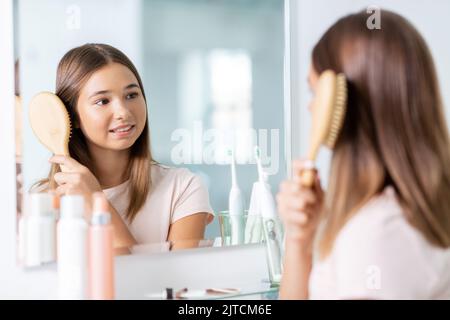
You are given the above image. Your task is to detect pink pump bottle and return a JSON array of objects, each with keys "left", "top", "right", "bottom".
[{"left": 88, "top": 192, "right": 115, "bottom": 300}]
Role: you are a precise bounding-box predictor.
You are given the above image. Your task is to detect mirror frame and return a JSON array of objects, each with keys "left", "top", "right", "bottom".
[{"left": 0, "top": 0, "right": 297, "bottom": 298}]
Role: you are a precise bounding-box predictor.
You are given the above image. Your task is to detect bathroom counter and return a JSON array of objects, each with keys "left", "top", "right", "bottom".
[
  {"left": 115, "top": 243, "right": 271, "bottom": 300},
  {"left": 6, "top": 242, "right": 270, "bottom": 299}
]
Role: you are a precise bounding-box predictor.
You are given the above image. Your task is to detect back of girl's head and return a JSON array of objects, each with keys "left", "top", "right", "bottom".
[{"left": 313, "top": 9, "right": 450, "bottom": 257}]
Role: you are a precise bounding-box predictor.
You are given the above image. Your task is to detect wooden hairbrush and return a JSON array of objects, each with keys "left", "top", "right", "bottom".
[
  {"left": 29, "top": 92, "right": 72, "bottom": 175},
  {"left": 301, "top": 70, "right": 348, "bottom": 187}
]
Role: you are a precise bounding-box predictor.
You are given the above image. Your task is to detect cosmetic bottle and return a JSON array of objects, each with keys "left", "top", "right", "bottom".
[
  {"left": 88, "top": 192, "right": 115, "bottom": 300},
  {"left": 23, "top": 193, "right": 57, "bottom": 267},
  {"left": 52, "top": 193, "right": 61, "bottom": 221},
  {"left": 57, "top": 195, "right": 88, "bottom": 300},
  {"left": 51, "top": 193, "right": 60, "bottom": 261}
]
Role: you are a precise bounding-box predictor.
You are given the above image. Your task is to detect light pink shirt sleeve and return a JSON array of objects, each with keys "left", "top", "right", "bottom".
[{"left": 171, "top": 170, "right": 214, "bottom": 224}]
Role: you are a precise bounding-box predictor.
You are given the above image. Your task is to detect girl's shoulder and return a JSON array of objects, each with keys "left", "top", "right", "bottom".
[
  {"left": 329, "top": 186, "right": 450, "bottom": 298},
  {"left": 336, "top": 186, "right": 419, "bottom": 249},
  {"left": 345, "top": 186, "right": 403, "bottom": 228},
  {"left": 151, "top": 163, "right": 200, "bottom": 185},
  {"left": 150, "top": 163, "right": 213, "bottom": 221}
]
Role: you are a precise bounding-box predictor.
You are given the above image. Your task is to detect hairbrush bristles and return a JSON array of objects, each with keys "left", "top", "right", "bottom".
[
  {"left": 68, "top": 121, "right": 72, "bottom": 140},
  {"left": 324, "top": 73, "right": 347, "bottom": 148},
  {"left": 300, "top": 70, "right": 348, "bottom": 187}
]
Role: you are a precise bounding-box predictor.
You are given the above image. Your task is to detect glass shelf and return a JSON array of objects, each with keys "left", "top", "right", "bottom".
[
  {"left": 212, "top": 283, "right": 279, "bottom": 300},
  {"left": 144, "top": 281, "right": 279, "bottom": 300}
]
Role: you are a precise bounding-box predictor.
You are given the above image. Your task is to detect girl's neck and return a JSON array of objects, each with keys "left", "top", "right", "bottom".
[{"left": 87, "top": 144, "right": 131, "bottom": 189}]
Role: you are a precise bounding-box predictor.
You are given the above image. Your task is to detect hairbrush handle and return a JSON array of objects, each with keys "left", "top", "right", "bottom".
[
  {"left": 58, "top": 149, "right": 70, "bottom": 172},
  {"left": 298, "top": 160, "right": 316, "bottom": 188},
  {"left": 49, "top": 152, "right": 70, "bottom": 190},
  {"left": 300, "top": 169, "right": 315, "bottom": 188}
]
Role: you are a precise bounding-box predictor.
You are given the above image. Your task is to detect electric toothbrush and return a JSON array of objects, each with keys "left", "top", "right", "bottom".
[
  {"left": 254, "top": 147, "right": 278, "bottom": 220},
  {"left": 245, "top": 148, "right": 265, "bottom": 243},
  {"left": 245, "top": 182, "right": 263, "bottom": 244},
  {"left": 228, "top": 149, "right": 245, "bottom": 245},
  {"left": 254, "top": 146, "right": 283, "bottom": 283}
]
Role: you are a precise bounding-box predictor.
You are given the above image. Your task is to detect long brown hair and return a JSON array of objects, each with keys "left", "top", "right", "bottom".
[
  {"left": 313, "top": 10, "right": 450, "bottom": 258},
  {"left": 39, "top": 43, "right": 153, "bottom": 222}
]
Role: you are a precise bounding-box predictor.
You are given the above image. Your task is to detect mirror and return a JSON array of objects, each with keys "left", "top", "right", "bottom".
[{"left": 15, "top": 0, "right": 287, "bottom": 266}]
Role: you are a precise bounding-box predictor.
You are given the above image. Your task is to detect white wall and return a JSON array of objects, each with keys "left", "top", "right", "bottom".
[
  {"left": 292, "top": 0, "right": 450, "bottom": 186},
  {"left": 0, "top": 0, "right": 58, "bottom": 299},
  {"left": 0, "top": 0, "right": 18, "bottom": 285}
]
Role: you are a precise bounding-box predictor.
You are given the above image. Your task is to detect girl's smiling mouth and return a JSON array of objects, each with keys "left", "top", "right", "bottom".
[{"left": 109, "top": 124, "right": 135, "bottom": 138}]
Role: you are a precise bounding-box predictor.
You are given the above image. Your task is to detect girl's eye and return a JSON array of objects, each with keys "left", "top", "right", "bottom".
[
  {"left": 126, "top": 92, "right": 139, "bottom": 100},
  {"left": 95, "top": 98, "right": 109, "bottom": 106}
]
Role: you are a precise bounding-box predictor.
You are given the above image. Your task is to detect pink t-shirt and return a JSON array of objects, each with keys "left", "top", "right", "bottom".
[
  {"left": 309, "top": 186, "right": 450, "bottom": 299},
  {"left": 103, "top": 164, "right": 214, "bottom": 244}
]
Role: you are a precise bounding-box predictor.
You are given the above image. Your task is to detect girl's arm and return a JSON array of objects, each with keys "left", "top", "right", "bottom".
[
  {"left": 107, "top": 201, "right": 137, "bottom": 250},
  {"left": 167, "top": 212, "right": 209, "bottom": 250},
  {"left": 276, "top": 160, "right": 324, "bottom": 299},
  {"left": 280, "top": 240, "right": 313, "bottom": 299}
]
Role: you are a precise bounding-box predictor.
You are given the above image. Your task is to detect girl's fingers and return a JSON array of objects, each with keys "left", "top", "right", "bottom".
[
  {"left": 279, "top": 180, "right": 299, "bottom": 193},
  {"left": 56, "top": 184, "right": 81, "bottom": 196},
  {"left": 49, "top": 155, "right": 82, "bottom": 172},
  {"left": 288, "top": 211, "right": 309, "bottom": 226},
  {"left": 53, "top": 172, "right": 65, "bottom": 185},
  {"left": 53, "top": 172, "right": 80, "bottom": 185},
  {"left": 55, "top": 184, "right": 68, "bottom": 196},
  {"left": 279, "top": 207, "right": 310, "bottom": 226},
  {"left": 277, "top": 200, "right": 316, "bottom": 220},
  {"left": 65, "top": 187, "right": 82, "bottom": 196},
  {"left": 278, "top": 207, "right": 317, "bottom": 226},
  {"left": 278, "top": 182, "right": 319, "bottom": 205},
  {"left": 278, "top": 194, "right": 315, "bottom": 212}
]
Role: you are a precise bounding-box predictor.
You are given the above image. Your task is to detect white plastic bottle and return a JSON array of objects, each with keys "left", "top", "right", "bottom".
[
  {"left": 57, "top": 195, "right": 88, "bottom": 300},
  {"left": 17, "top": 213, "right": 27, "bottom": 266},
  {"left": 24, "top": 193, "right": 57, "bottom": 267}
]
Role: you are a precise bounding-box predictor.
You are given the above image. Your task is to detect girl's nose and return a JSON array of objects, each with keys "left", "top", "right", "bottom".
[{"left": 112, "top": 100, "right": 131, "bottom": 120}]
